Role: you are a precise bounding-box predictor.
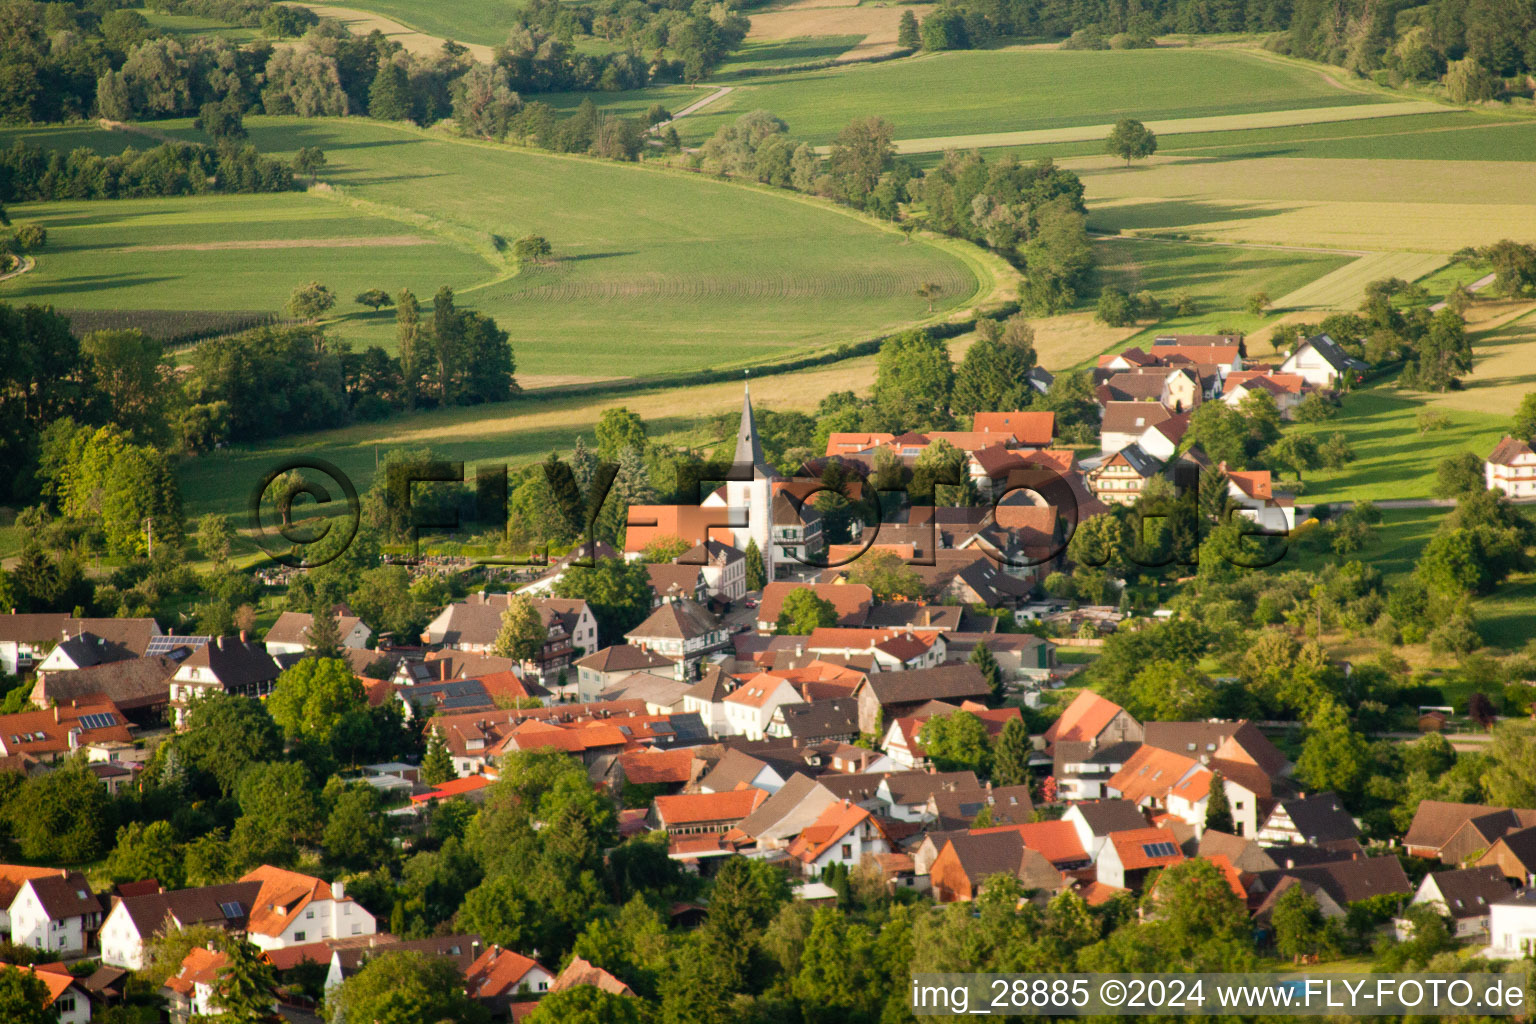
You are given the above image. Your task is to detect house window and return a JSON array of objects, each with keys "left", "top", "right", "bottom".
[
  {"left": 842, "top": 844, "right": 852, "bottom": 859},
  {"left": 59, "top": 997, "right": 75, "bottom": 1013},
  {"left": 294, "top": 931, "right": 306, "bottom": 942},
  {"left": 306, "top": 910, "right": 314, "bottom": 919}
]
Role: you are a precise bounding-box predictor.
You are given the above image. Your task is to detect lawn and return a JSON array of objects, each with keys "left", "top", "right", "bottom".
[
  {"left": 640, "top": 47, "right": 1390, "bottom": 146},
  {"left": 717, "top": 36, "right": 866, "bottom": 75},
  {"left": 1271, "top": 251, "right": 1447, "bottom": 311},
  {"left": 3, "top": 117, "right": 983, "bottom": 381},
  {"left": 1289, "top": 388, "right": 1510, "bottom": 503}
]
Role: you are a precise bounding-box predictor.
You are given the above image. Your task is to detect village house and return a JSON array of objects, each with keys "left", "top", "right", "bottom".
[
  {"left": 464, "top": 945, "right": 553, "bottom": 1015},
  {"left": 100, "top": 880, "right": 263, "bottom": 969},
  {"left": 679, "top": 540, "right": 748, "bottom": 601},
  {"left": 697, "top": 748, "right": 793, "bottom": 795},
  {"left": 1222, "top": 371, "right": 1311, "bottom": 419},
  {"left": 1256, "top": 793, "right": 1361, "bottom": 848},
  {"left": 625, "top": 597, "right": 730, "bottom": 664},
  {"left": 7, "top": 963, "right": 91, "bottom": 1024},
  {"left": 649, "top": 788, "right": 768, "bottom": 836},
  {"left": 1489, "top": 888, "right": 1536, "bottom": 958},
  {"left": 0, "top": 614, "right": 161, "bottom": 676},
  {"left": 1086, "top": 444, "right": 1162, "bottom": 506},
  {"left": 163, "top": 947, "right": 240, "bottom": 1024},
  {"left": 1107, "top": 745, "right": 1262, "bottom": 839},
  {"left": 1486, "top": 437, "right": 1536, "bottom": 498},
  {"left": 721, "top": 674, "right": 803, "bottom": 741},
  {"left": 239, "top": 867, "right": 377, "bottom": 951},
  {"left": 765, "top": 698, "right": 860, "bottom": 745},
  {"left": 970, "top": 411, "right": 1056, "bottom": 448},
  {"left": 929, "top": 830, "right": 1066, "bottom": 903},
  {"left": 874, "top": 770, "right": 982, "bottom": 822},
  {"left": 1476, "top": 825, "right": 1536, "bottom": 886},
  {"left": 1396, "top": 866, "right": 1512, "bottom": 942},
  {"left": 9, "top": 872, "right": 102, "bottom": 955},
  {"left": 0, "top": 702, "right": 133, "bottom": 761},
  {"left": 169, "top": 634, "right": 284, "bottom": 727},
  {"left": 572, "top": 645, "right": 677, "bottom": 702},
  {"left": 1094, "top": 826, "right": 1186, "bottom": 889},
  {"left": 1099, "top": 401, "right": 1173, "bottom": 454},
  {"left": 785, "top": 799, "right": 892, "bottom": 877},
  {"left": 422, "top": 594, "right": 597, "bottom": 678},
  {"left": 1279, "top": 333, "right": 1366, "bottom": 388},
  {"left": 1042, "top": 691, "right": 1143, "bottom": 753},
  {"left": 31, "top": 654, "right": 182, "bottom": 727},
  {"left": 1403, "top": 801, "right": 1536, "bottom": 864},
  {"left": 1062, "top": 800, "right": 1151, "bottom": 864},
  {"left": 756, "top": 582, "right": 873, "bottom": 631},
  {"left": 1225, "top": 467, "right": 1297, "bottom": 534},
  {"left": 852, "top": 663, "right": 993, "bottom": 734},
  {"left": 262, "top": 607, "right": 372, "bottom": 655}
]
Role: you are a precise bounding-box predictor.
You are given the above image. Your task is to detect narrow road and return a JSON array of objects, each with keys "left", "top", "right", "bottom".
[
  {"left": 1429, "top": 272, "right": 1497, "bottom": 311},
  {"left": 1297, "top": 495, "right": 1536, "bottom": 516},
  {"left": 0, "top": 255, "right": 35, "bottom": 283}
]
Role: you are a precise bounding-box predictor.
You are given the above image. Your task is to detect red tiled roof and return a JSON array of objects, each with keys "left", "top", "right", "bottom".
[
  {"left": 971, "top": 411, "right": 1055, "bottom": 447},
  {"left": 1108, "top": 746, "right": 1199, "bottom": 804},
  {"left": 758, "top": 583, "right": 873, "bottom": 626},
  {"left": 1109, "top": 826, "right": 1186, "bottom": 871},
  {"left": 465, "top": 947, "right": 547, "bottom": 998},
  {"left": 623, "top": 505, "right": 734, "bottom": 554},
  {"left": 1226, "top": 469, "right": 1274, "bottom": 501},
  {"left": 1488, "top": 436, "right": 1536, "bottom": 466},
  {"left": 652, "top": 787, "right": 767, "bottom": 826},
  {"left": 972, "top": 819, "right": 1087, "bottom": 865},
  {"left": 1042, "top": 691, "right": 1129, "bottom": 747},
  {"left": 410, "top": 774, "right": 493, "bottom": 803},
  {"left": 787, "top": 800, "right": 880, "bottom": 864},
  {"left": 618, "top": 748, "right": 696, "bottom": 786}
]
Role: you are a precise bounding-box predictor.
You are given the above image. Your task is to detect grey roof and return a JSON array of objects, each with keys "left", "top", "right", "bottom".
[
  {"left": 599, "top": 673, "right": 693, "bottom": 709},
  {"left": 1143, "top": 720, "right": 1290, "bottom": 778},
  {"left": 34, "top": 654, "right": 178, "bottom": 708},
  {"left": 773, "top": 699, "right": 859, "bottom": 741},
  {"left": 682, "top": 663, "right": 733, "bottom": 703},
  {"left": 881, "top": 770, "right": 981, "bottom": 807},
  {"left": 332, "top": 934, "right": 480, "bottom": 978},
  {"left": 179, "top": 636, "right": 281, "bottom": 687},
  {"left": 264, "top": 609, "right": 366, "bottom": 646},
  {"left": 734, "top": 385, "right": 769, "bottom": 471},
  {"left": 1070, "top": 799, "right": 1148, "bottom": 837},
  {"left": 1272, "top": 793, "right": 1359, "bottom": 844},
  {"left": 1257, "top": 856, "right": 1411, "bottom": 906},
  {"left": 1297, "top": 333, "right": 1366, "bottom": 372},
  {"left": 733, "top": 773, "right": 838, "bottom": 842},
  {"left": 1114, "top": 443, "right": 1162, "bottom": 477},
  {"left": 698, "top": 749, "right": 778, "bottom": 793},
  {"left": 1100, "top": 401, "right": 1172, "bottom": 437},
  {"left": 1198, "top": 830, "right": 1279, "bottom": 873}
]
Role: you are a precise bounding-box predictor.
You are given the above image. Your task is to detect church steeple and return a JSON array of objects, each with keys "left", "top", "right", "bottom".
[{"left": 734, "top": 382, "right": 768, "bottom": 471}]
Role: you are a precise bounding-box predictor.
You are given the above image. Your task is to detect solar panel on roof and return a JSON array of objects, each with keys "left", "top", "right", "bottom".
[
  {"left": 79, "top": 712, "right": 118, "bottom": 730},
  {"left": 219, "top": 901, "right": 244, "bottom": 918},
  {"left": 146, "top": 635, "right": 211, "bottom": 656},
  {"left": 1140, "top": 842, "right": 1178, "bottom": 859}
]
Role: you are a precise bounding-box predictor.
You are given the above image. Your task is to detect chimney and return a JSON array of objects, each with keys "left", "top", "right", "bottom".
[
  {"left": 440, "top": 660, "right": 449, "bottom": 682},
  {"left": 332, "top": 880, "right": 345, "bottom": 900},
  {"left": 54, "top": 706, "right": 61, "bottom": 723}
]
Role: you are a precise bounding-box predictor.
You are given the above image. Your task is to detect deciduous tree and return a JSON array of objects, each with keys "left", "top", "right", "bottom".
[{"left": 1105, "top": 118, "right": 1157, "bottom": 165}]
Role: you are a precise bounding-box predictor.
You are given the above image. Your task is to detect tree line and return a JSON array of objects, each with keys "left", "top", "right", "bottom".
[{"left": 0, "top": 137, "right": 294, "bottom": 201}]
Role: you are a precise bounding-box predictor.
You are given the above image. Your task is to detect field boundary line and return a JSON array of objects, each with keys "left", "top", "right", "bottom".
[
  {"left": 875, "top": 101, "right": 1443, "bottom": 155},
  {"left": 280, "top": 2, "right": 494, "bottom": 61},
  {"left": 1088, "top": 230, "right": 1367, "bottom": 257}
]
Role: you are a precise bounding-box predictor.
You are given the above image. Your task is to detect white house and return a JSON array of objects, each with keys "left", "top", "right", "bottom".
[
  {"left": 99, "top": 881, "right": 264, "bottom": 970},
  {"left": 1486, "top": 437, "right": 1536, "bottom": 498},
  {"left": 679, "top": 666, "right": 734, "bottom": 737},
  {"left": 785, "top": 800, "right": 891, "bottom": 878},
  {"left": 1225, "top": 468, "right": 1296, "bottom": 535},
  {"left": 1396, "top": 866, "right": 1511, "bottom": 943},
  {"left": 625, "top": 597, "right": 729, "bottom": 664},
  {"left": 10, "top": 873, "right": 102, "bottom": 955},
  {"left": 1062, "top": 800, "right": 1150, "bottom": 864},
  {"left": 16, "top": 964, "right": 91, "bottom": 1024},
  {"left": 1488, "top": 888, "right": 1536, "bottom": 958},
  {"left": 721, "top": 676, "right": 802, "bottom": 741},
  {"left": 239, "top": 868, "right": 377, "bottom": 951},
  {"left": 1279, "top": 333, "right": 1366, "bottom": 389}
]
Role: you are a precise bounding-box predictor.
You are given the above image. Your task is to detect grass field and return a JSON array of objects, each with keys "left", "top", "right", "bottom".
[
  {"left": 887, "top": 100, "right": 1444, "bottom": 155},
  {"left": 1283, "top": 506, "right": 1448, "bottom": 582},
  {"left": 716, "top": 36, "right": 866, "bottom": 74},
  {"left": 3, "top": 194, "right": 496, "bottom": 322},
  {"left": 1091, "top": 236, "right": 1351, "bottom": 355},
  {"left": 293, "top": 0, "right": 517, "bottom": 47},
  {"left": 1290, "top": 388, "right": 1510, "bottom": 503},
  {"left": 1069, "top": 153, "right": 1536, "bottom": 252},
  {"left": 3, "top": 117, "right": 986, "bottom": 381},
  {"left": 135, "top": 7, "right": 262, "bottom": 41},
  {"left": 906, "top": 110, "right": 1536, "bottom": 165},
  {"left": 646, "top": 48, "right": 1390, "bottom": 145},
  {"left": 1271, "top": 251, "right": 1447, "bottom": 311},
  {"left": 744, "top": 2, "right": 934, "bottom": 61}
]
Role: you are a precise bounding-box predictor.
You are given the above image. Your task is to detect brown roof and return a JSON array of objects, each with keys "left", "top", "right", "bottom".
[
  {"left": 1256, "top": 856, "right": 1411, "bottom": 906},
  {"left": 645, "top": 563, "right": 703, "bottom": 601},
  {"left": 0, "top": 866, "right": 65, "bottom": 909},
  {"left": 0, "top": 615, "right": 159, "bottom": 653},
  {"left": 576, "top": 645, "right": 675, "bottom": 674},
  {"left": 1488, "top": 436, "right": 1536, "bottom": 466},
  {"left": 33, "top": 655, "right": 178, "bottom": 709},
  {"left": 758, "top": 583, "right": 873, "bottom": 627},
  {"left": 859, "top": 663, "right": 991, "bottom": 707},
  {"left": 1069, "top": 799, "right": 1149, "bottom": 837},
  {"left": 1142, "top": 720, "right": 1289, "bottom": 778},
  {"left": 1404, "top": 801, "right": 1536, "bottom": 853},
  {"left": 627, "top": 599, "right": 718, "bottom": 642},
  {"left": 551, "top": 955, "right": 633, "bottom": 997},
  {"left": 117, "top": 881, "right": 263, "bottom": 937},
  {"left": 0, "top": 703, "right": 133, "bottom": 757},
  {"left": 1100, "top": 401, "right": 1173, "bottom": 438},
  {"left": 263, "top": 609, "right": 366, "bottom": 647},
  {"left": 1428, "top": 866, "right": 1513, "bottom": 920},
  {"left": 1197, "top": 830, "right": 1278, "bottom": 873},
  {"left": 27, "top": 872, "right": 102, "bottom": 920}
]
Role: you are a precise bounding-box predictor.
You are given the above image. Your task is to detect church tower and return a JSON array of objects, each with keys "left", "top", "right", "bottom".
[{"left": 726, "top": 383, "right": 777, "bottom": 580}]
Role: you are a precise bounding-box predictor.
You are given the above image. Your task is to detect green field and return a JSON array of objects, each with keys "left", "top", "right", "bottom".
[
  {"left": 5, "top": 194, "right": 495, "bottom": 323},
  {"left": 1284, "top": 506, "right": 1448, "bottom": 582},
  {"left": 717, "top": 36, "right": 866, "bottom": 75},
  {"left": 1290, "top": 388, "right": 1509, "bottom": 503},
  {"left": 559, "top": 48, "right": 1390, "bottom": 146},
  {"left": 1090, "top": 235, "right": 1352, "bottom": 356},
  {"left": 135, "top": 6, "right": 262, "bottom": 41},
  {"left": 907, "top": 110, "right": 1536, "bottom": 166},
  {"left": 301, "top": 0, "right": 520, "bottom": 47},
  {"left": 3, "top": 117, "right": 982, "bottom": 380}
]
